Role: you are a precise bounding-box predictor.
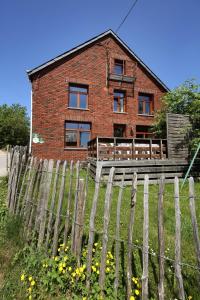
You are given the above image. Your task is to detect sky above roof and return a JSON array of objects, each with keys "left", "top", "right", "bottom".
[{"left": 0, "top": 0, "right": 200, "bottom": 115}]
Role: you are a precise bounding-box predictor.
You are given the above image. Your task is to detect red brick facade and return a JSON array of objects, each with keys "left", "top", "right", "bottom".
[{"left": 29, "top": 31, "right": 167, "bottom": 161}]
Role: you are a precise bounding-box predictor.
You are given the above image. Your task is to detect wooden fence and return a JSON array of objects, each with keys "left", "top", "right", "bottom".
[{"left": 7, "top": 146, "right": 200, "bottom": 299}]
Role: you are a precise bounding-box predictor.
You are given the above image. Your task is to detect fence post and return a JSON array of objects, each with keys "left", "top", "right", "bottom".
[
  {"left": 99, "top": 167, "right": 115, "bottom": 295},
  {"left": 158, "top": 176, "right": 165, "bottom": 300},
  {"left": 142, "top": 175, "right": 149, "bottom": 300},
  {"left": 127, "top": 173, "right": 137, "bottom": 300},
  {"left": 174, "top": 177, "right": 185, "bottom": 300}
]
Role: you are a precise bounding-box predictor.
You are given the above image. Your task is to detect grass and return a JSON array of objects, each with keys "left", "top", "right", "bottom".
[{"left": 0, "top": 170, "right": 200, "bottom": 299}]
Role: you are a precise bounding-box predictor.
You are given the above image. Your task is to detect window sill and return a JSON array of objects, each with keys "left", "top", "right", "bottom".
[
  {"left": 137, "top": 114, "right": 154, "bottom": 117},
  {"left": 64, "top": 147, "right": 88, "bottom": 150},
  {"left": 67, "top": 107, "right": 89, "bottom": 111},
  {"left": 113, "top": 111, "right": 128, "bottom": 114}
]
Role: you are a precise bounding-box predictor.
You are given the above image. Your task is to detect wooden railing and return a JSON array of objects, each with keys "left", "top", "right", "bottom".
[{"left": 88, "top": 137, "right": 168, "bottom": 161}]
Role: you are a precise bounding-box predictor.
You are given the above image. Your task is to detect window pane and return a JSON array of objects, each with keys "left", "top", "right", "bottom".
[
  {"left": 80, "top": 132, "right": 90, "bottom": 147},
  {"left": 114, "top": 98, "right": 118, "bottom": 112},
  {"left": 114, "top": 64, "right": 123, "bottom": 75},
  {"left": 79, "top": 123, "right": 90, "bottom": 130},
  {"left": 65, "top": 131, "right": 77, "bottom": 146},
  {"left": 65, "top": 122, "right": 79, "bottom": 129},
  {"left": 70, "top": 85, "right": 88, "bottom": 93},
  {"left": 120, "top": 98, "right": 124, "bottom": 112},
  {"left": 80, "top": 94, "right": 87, "bottom": 109},
  {"left": 145, "top": 102, "right": 150, "bottom": 114},
  {"left": 69, "top": 93, "right": 77, "bottom": 107},
  {"left": 138, "top": 100, "right": 143, "bottom": 114}
]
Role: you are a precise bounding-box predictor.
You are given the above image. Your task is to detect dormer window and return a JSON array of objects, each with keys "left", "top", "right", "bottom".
[{"left": 114, "top": 59, "right": 124, "bottom": 75}]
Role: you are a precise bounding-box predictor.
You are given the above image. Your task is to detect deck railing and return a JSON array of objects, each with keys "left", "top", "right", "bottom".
[{"left": 88, "top": 137, "right": 168, "bottom": 161}]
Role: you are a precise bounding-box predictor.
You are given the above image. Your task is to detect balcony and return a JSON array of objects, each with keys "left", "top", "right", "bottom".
[{"left": 88, "top": 137, "right": 168, "bottom": 161}]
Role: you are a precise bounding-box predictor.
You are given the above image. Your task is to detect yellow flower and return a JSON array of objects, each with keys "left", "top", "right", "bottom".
[
  {"left": 59, "top": 266, "right": 63, "bottom": 272},
  {"left": 130, "top": 296, "right": 135, "bottom": 300},
  {"left": 82, "top": 264, "right": 86, "bottom": 270},
  {"left": 27, "top": 287, "right": 32, "bottom": 293},
  {"left": 72, "top": 272, "right": 76, "bottom": 277},
  {"left": 54, "top": 256, "right": 59, "bottom": 261},
  {"left": 106, "top": 259, "right": 110, "bottom": 265},
  {"left": 188, "top": 297, "right": 192, "bottom": 300},
  {"left": 76, "top": 268, "right": 80, "bottom": 275},
  {"left": 31, "top": 280, "right": 36, "bottom": 286},
  {"left": 95, "top": 262, "right": 99, "bottom": 266},
  {"left": 62, "top": 262, "right": 66, "bottom": 268},
  {"left": 92, "top": 266, "right": 97, "bottom": 272},
  {"left": 79, "top": 266, "right": 84, "bottom": 273},
  {"left": 83, "top": 297, "right": 87, "bottom": 300},
  {"left": 68, "top": 267, "right": 72, "bottom": 271},
  {"left": 96, "top": 270, "right": 100, "bottom": 275},
  {"left": 92, "top": 248, "right": 95, "bottom": 253},
  {"left": 60, "top": 243, "right": 64, "bottom": 247},
  {"left": 28, "top": 276, "right": 33, "bottom": 282},
  {"left": 29, "top": 296, "right": 32, "bottom": 300},
  {"left": 135, "top": 289, "right": 140, "bottom": 295},
  {"left": 94, "top": 242, "right": 98, "bottom": 247},
  {"left": 58, "top": 248, "right": 61, "bottom": 252},
  {"left": 106, "top": 267, "right": 110, "bottom": 273},
  {"left": 20, "top": 274, "right": 25, "bottom": 281}
]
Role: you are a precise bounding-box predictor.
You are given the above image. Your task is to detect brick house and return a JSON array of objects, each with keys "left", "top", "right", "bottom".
[{"left": 27, "top": 29, "right": 169, "bottom": 161}]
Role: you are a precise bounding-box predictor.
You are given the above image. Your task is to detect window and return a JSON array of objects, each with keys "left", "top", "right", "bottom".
[
  {"left": 114, "top": 124, "right": 126, "bottom": 137},
  {"left": 68, "top": 84, "right": 88, "bottom": 109},
  {"left": 138, "top": 93, "right": 154, "bottom": 115},
  {"left": 114, "top": 59, "right": 124, "bottom": 75},
  {"left": 114, "top": 91, "right": 126, "bottom": 113},
  {"left": 65, "top": 122, "right": 91, "bottom": 148},
  {"left": 136, "top": 125, "right": 153, "bottom": 138}
]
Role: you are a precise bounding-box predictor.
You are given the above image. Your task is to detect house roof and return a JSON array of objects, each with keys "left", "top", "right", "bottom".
[{"left": 27, "top": 29, "right": 169, "bottom": 91}]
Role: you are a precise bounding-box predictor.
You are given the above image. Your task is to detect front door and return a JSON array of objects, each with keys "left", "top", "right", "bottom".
[{"left": 113, "top": 124, "right": 126, "bottom": 137}]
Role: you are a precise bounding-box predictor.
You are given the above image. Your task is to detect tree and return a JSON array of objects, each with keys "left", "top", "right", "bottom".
[
  {"left": 0, "top": 104, "right": 30, "bottom": 148},
  {"left": 153, "top": 79, "right": 200, "bottom": 151}
]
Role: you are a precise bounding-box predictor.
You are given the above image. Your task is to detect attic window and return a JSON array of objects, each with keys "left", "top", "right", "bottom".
[{"left": 114, "top": 59, "right": 124, "bottom": 75}]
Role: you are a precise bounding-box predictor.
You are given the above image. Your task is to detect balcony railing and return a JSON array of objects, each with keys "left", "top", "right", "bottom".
[{"left": 88, "top": 137, "right": 167, "bottom": 161}]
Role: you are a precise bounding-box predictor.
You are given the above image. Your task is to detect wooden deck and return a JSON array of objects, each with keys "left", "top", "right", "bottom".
[{"left": 88, "top": 158, "right": 200, "bottom": 185}]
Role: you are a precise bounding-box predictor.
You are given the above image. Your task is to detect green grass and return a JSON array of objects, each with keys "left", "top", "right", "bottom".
[{"left": 0, "top": 170, "right": 200, "bottom": 299}]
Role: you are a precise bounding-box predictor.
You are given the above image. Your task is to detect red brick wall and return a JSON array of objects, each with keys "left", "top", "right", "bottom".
[{"left": 31, "top": 35, "right": 166, "bottom": 161}]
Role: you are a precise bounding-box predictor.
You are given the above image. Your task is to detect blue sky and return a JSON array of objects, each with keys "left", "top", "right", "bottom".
[{"left": 0, "top": 0, "right": 200, "bottom": 115}]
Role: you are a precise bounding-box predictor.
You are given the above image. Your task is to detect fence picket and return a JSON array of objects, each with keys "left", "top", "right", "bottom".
[
  {"left": 27, "top": 159, "right": 43, "bottom": 236},
  {"left": 72, "top": 178, "right": 85, "bottom": 263},
  {"left": 38, "top": 159, "right": 54, "bottom": 248},
  {"left": 158, "top": 176, "right": 165, "bottom": 300},
  {"left": 114, "top": 171, "right": 125, "bottom": 296},
  {"left": 63, "top": 160, "right": 74, "bottom": 245},
  {"left": 52, "top": 161, "right": 67, "bottom": 256},
  {"left": 71, "top": 161, "right": 80, "bottom": 252},
  {"left": 127, "top": 173, "right": 137, "bottom": 300},
  {"left": 86, "top": 165, "right": 102, "bottom": 289},
  {"left": 45, "top": 160, "right": 61, "bottom": 249},
  {"left": 189, "top": 177, "right": 200, "bottom": 285},
  {"left": 99, "top": 167, "right": 115, "bottom": 294},
  {"left": 142, "top": 175, "right": 149, "bottom": 300},
  {"left": 174, "top": 177, "right": 185, "bottom": 300}
]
